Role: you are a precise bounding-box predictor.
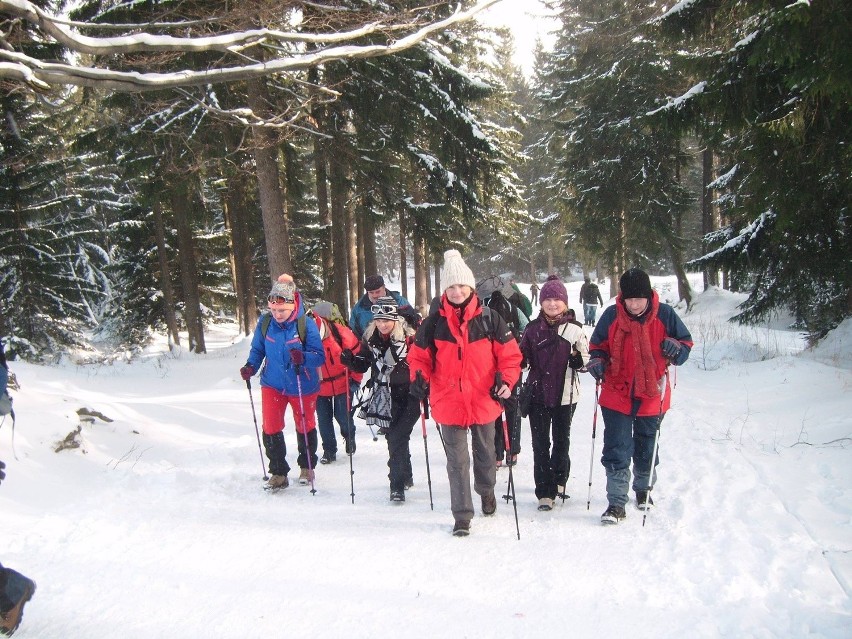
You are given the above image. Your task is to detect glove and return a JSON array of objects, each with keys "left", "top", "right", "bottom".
[
  {"left": 661, "top": 338, "right": 682, "bottom": 360},
  {"left": 289, "top": 349, "right": 305, "bottom": 366},
  {"left": 585, "top": 357, "right": 607, "bottom": 381},
  {"left": 568, "top": 351, "right": 584, "bottom": 370},
  {"left": 409, "top": 374, "right": 429, "bottom": 400},
  {"left": 0, "top": 459, "right": 5, "bottom": 484},
  {"left": 239, "top": 365, "right": 255, "bottom": 381},
  {"left": 339, "top": 349, "right": 355, "bottom": 368}
]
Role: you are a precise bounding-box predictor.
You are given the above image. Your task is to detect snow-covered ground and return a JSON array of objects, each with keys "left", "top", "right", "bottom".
[{"left": 1, "top": 276, "right": 850, "bottom": 638}]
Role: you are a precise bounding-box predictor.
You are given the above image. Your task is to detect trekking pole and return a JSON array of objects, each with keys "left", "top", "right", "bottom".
[
  {"left": 586, "top": 380, "right": 600, "bottom": 510},
  {"left": 345, "top": 369, "right": 355, "bottom": 505},
  {"left": 245, "top": 379, "right": 269, "bottom": 481},
  {"left": 560, "top": 368, "right": 576, "bottom": 503},
  {"left": 643, "top": 369, "right": 668, "bottom": 527},
  {"left": 294, "top": 366, "right": 317, "bottom": 495},
  {"left": 418, "top": 379, "right": 435, "bottom": 511},
  {"left": 495, "top": 372, "right": 520, "bottom": 541}
]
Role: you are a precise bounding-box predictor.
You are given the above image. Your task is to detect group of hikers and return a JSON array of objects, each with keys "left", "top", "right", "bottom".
[
  {"left": 0, "top": 255, "right": 693, "bottom": 636},
  {"left": 238, "top": 251, "right": 693, "bottom": 536}
]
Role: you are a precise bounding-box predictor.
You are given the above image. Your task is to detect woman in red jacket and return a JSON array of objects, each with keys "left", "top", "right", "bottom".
[
  {"left": 311, "top": 302, "right": 363, "bottom": 464},
  {"left": 587, "top": 268, "right": 693, "bottom": 525},
  {"left": 407, "top": 250, "right": 522, "bottom": 536}
]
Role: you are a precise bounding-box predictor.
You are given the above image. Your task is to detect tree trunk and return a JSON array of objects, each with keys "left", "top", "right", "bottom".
[
  {"left": 152, "top": 200, "right": 180, "bottom": 348},
  {"left": 702, "top": 147, "right": 718, "bottom": 289},
  {"left": 171, "top": 182, "right": 206, "bottom": 354},
  {"left": 355, "top": 210, "right": 365, "bottom": 290},
  {"left": 399, "top": 211, "right": 408, "bottom": 300},
  {"left": 433, "top": 253, "right": 441, "bottom": 301},
  {"left": 314, "top": 135, "right": 333, "bottom": 298},
  {"left": 247, "top": 79, "right": 292, "bottom": 280},
  {"left": 412, "top": 234, "right": 428, "bottom": 310},
  {"left": 362, "top": 211, "right": 377, "bottom": 280},
  {"left": 329, "top": 146, "right": 350, "bottom": 315},
  {"left": 346, "top": 197, "right": 359, "bottom": 312},
  {"left": 223, "top": 173, "right": 257, "bottom": 335}
]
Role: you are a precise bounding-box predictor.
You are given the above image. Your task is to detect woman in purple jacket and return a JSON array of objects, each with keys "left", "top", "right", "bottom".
[{"left": 519, "top": 276, "right": 590, "bottom": 511}]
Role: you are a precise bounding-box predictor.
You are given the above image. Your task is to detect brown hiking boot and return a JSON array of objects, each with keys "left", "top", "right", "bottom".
[
  {"left": 264, "top": 474, "right": 288, "bottom": 491},
  {"left": 298, "top": 468, "right": 314, "bottom": 485},
  {"left": 481, "top": 491, "right": 497, "bottom": 516},
  {"left": 452, "top": 520, "right": 471, "bottom": 537},
  {"left": 0, "top": 570, "right": 36, "bottom": 636}
]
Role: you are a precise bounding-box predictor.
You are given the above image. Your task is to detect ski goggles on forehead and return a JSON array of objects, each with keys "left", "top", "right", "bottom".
[
  {"left": 268, "top": 295, "right": 294, "bottom": 304},
  {"left": 371, "top": 304, "right": 397, "bottom": 315}
]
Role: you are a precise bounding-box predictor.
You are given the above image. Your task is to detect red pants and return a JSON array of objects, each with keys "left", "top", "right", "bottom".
[{"left": 261, "top": 386, "right": 318, "bottom": 435}]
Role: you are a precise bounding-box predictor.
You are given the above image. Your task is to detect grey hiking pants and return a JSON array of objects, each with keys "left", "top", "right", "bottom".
[{"left": 441, "top": 422, "right": 497, "bottom": 524}]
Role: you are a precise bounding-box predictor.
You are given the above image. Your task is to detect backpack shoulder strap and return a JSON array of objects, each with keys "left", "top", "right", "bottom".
[
  {"left": 260, "top": 312, "right": 272, "bottom": 338},
  {"left": 297, "top": 315, "right": 307, "bottom": 346}
]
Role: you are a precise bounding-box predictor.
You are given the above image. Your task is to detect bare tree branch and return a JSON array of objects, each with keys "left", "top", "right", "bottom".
[{"left": 0, "top": 0, "right": 500, "bottom": 92}]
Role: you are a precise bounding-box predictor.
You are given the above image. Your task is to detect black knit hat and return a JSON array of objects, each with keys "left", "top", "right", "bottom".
[
  {"left": 619, "top": 268, "right": 653, "bottom": 299},
  {"left": 363, "top": 274, "right": 385, "bottom": 291}
]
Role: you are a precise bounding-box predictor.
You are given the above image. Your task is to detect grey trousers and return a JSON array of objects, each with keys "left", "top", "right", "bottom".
[{"left": 441, "top": 422, "right": 497, "bottom": 524}]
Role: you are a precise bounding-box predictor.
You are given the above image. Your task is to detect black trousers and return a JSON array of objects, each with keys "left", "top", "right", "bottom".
[{"left": 528, "top": 402, "right": 577, "bottom": 499}]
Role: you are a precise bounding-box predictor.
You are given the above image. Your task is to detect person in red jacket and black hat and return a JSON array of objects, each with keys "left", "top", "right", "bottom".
[
  {"left": 587, "top": 268, "right": 692, "bottom": 525},
  {"left": 407, "top": 250, "right": 523, "bottom": 536}
]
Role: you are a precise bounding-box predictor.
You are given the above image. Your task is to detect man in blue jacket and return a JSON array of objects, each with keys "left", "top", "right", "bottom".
[
  {"left": 240, "top": 274, "right": 325, "bottom": 489},
  {"left": 349, "top": 275, "right": 415, "bottom": 339}
]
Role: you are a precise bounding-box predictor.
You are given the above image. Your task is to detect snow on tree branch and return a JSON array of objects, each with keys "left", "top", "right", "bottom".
[{"left": 0, "top": 0, "right": 500, "bottom": 92}]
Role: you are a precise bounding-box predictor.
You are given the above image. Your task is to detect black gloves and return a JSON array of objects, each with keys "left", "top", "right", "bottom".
[
  {"left": 340, "top": 349, "right": 355, "bottom": 368},
  {"left": 0, "top": 459, "right": 6, "bottom": 484},
  {"left": 568, "top": 351, "right": 584, "bottom": 370},
  {"left": 410, "top": 373, "right": 429, "bottom": 400}
]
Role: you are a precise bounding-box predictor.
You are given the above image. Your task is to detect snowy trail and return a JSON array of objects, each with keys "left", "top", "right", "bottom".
[{"left": 1, "top": 290, "right": 851, "bottom": 638}]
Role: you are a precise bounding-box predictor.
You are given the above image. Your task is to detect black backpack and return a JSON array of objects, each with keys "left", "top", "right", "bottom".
[{"left": 486, "top": 291, "right": 520, "bottom": 341}]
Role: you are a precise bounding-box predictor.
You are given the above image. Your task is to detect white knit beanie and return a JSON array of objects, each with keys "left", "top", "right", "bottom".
[{"left": 440, "top": 250, "right": 476, "bottom": 291}]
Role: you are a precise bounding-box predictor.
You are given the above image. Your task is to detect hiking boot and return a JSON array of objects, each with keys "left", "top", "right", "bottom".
[
  {"left": 537, "top": 497, "right": 554, "bottom": 511},
  {"left": 264, "top": 474, "right": 289, "bottom": 491},
  {"left": 298, "top": 468, "right": 314, "bottom": 485},
  {"left": 601, "top": 504, "right": 627, "bottom": 525},
  {"left": 481, "top": 491, "right": 497, "bottom": 516},
  {"left": 452, "top": 520, "right": 471, "bottom": 537},
  {"left": 390, "top": 490, "right": 405, "bottom": 502},
  {"left": 0, "top": 569, "right": 36, "bottom": 636},
  {"left": 344, "top": 437, "right": 356, "bottom": 455},
  {"left": 404, "top": 477, "right": 414, "bottom": 490},
  {"left": 636, "top": 490, "right": 654, "bottom": 511},
  {"left": 320, "top": 451, "right": 336, "bottom": 464},
  {"left": 376, "top": 426, "right": 388, "bottom": 436}
]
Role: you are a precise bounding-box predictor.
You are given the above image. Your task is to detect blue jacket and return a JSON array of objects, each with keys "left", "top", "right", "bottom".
[
  {"left": 245, "top": 295, "right": 325, "bottom": 396},
  {"left": 348, "top": 290, "right": 412, "bottom": 338}
]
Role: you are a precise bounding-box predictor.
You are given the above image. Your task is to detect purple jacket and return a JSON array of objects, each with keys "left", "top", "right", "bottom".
[{"left": 520, "top": 314, "right": 584, "bottom": 408}]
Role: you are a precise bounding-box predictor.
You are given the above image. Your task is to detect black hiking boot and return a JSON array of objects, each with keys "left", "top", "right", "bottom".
[
  {"left": 390, "top": 489, "right": 405, "bottom": 502},
  {"left": 320, "top": 451, "right": 336, "bottom": 464},
  {"left": 600, "top": 504, "right": 626, "bottom": 525},
  {"left": 452, "top": 520, "right": 471, "bottom": 537},
  {"left": 635, "top": 490, "right": 654, "bottom": 511}
]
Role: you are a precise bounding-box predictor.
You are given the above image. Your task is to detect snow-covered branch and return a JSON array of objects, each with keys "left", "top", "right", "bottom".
[{"left": 0, "top": 0, "right": 500, "bottom": 92}]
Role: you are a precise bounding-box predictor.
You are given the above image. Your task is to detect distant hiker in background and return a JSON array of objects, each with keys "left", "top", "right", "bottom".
[
  {"left": 519, "top": 275, "right": 589, "bottom": 511},
  {"left": 349, "top": 274, "right": 417, "bottom": 339},
  {"left": 240, "top": 274, "right": 325, "bottom": 490},
  {"left": 475, "top": 275, "right": 527, "bottom": 469},
  {"left": 1, "top": 339, "right": 36, "bottom": 637},
  {"left": 310, "top": 301, "right": 362, "bottom": 463},
  {"left": 340, "top": 296, "right": 419, "bottom": 502},
  {"left": 408, "top": 251, "right": 522, "bottom": 536},
  {"left": 587, "top": 268, "right": 692, "bottom": 525},
  {"left": 509, "top": 278, "right": 533, "bottom": 320},
  {"left": 579, "top": 276, "right": 605, "bottom": 326},
  {"left": 529, "top": 281, "right": 539, "bottom": 305}
]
